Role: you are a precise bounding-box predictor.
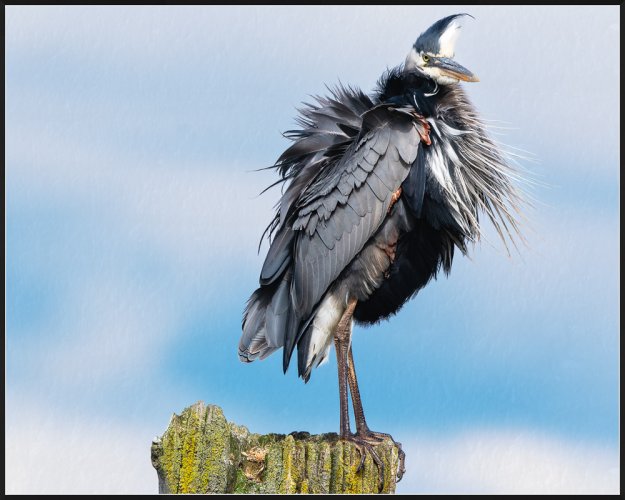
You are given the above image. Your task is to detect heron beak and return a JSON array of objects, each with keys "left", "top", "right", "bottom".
[{"left": 432, "top": 57, "right": 479, "bottom": 82}]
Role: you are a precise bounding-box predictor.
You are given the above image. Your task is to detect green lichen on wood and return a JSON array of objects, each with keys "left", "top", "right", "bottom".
[
  {"left": 178, "top": 406, "right": 199, "bottom": 492},
  {"left": 151, "top": 401, "right": 401, "bottom": 494}
]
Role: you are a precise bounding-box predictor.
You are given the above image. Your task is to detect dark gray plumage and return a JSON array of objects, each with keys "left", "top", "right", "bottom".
[{"left": 238, "top": 16, "right": 525, "bottom": 482}]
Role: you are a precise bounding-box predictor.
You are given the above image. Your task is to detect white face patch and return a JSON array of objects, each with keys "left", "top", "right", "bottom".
[
  {"left": 437, "top": 19, "right": 462, "bottom": 58},
  {"left": 423, "top": 66, "right": 460, "bottom": 85},
  {"left": 405, "top": 48, "right": 434, "bottom": 72},
  {"left": 404, "top": 47, "right": 421, "bottom": 71}
]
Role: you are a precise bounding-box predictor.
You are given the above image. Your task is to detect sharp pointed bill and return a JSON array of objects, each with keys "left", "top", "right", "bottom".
[{"left": 429, "top": 57, "right": 479, "bottom": 83}]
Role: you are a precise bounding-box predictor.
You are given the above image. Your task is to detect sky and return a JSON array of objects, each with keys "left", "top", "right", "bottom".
[{"left": 5, "top": 5, "right": 620, "bottom": 494}]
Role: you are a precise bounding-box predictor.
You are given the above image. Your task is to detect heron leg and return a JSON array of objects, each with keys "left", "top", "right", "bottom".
[
  {"left": 333, "top": 298, "right": 356, "bottom": 438},
  {"left": 334, "top": 298, "right": 385, "bottom": 491},
  {"left": 347, "top": 345, "right": 406, "bottom": 483}
]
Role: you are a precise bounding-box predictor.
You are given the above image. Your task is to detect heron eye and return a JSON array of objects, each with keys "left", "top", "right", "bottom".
[{"left": 423, "top": 54, "right": 430, "bottom": 63}]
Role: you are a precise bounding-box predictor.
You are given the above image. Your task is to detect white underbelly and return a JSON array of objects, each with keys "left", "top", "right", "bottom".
[{"left": 305, "top": 292, "right": 346, "bottom": 370}]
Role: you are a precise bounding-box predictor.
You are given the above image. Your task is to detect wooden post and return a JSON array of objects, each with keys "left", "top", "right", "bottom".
[{"left": 151, "top": 401, "right": 401, "bottom": 494}]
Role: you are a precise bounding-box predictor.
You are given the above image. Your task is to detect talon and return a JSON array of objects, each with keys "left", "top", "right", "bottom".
[
  {"left": 354, "top": 429, "right": 406, "bottom": 483},
  {"left": 356, "top": 447, "right": 366, "bottom": 473},
  {"left": 341, "top": 434, "right": 385, "bottom": 492}
]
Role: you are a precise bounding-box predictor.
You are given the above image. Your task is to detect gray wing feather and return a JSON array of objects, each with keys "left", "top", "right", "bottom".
[
  {"left": 352, "top": 166, "right": 369, "bottom": 184},
  {"left": 260, "top": 226, "right": 294, "bottom": 286},
  {"left": 371, "top": 126, "right": 391, "bottom": 154},
  {"left": 366, "top": 172, "right": 389, "bottom": 201},
  {"left": 283, "top": 106, "right": 422, "bottom": 367}
]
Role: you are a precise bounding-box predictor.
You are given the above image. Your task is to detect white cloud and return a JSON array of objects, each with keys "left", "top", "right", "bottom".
[
  {"left": 5, "top": 400, "right": 157, "bottom": 494},
  {"left": 24, "top": 274, "right": 176, "bottom": 387},
  {"left": 6, "top": 119, "right": 278, "bottom": 391},
  {"left": 398, "top": 429, "right": 619, "bottom": 494},
  {"left": 6, "top": 116, "right": 277, "bottom": 270}
]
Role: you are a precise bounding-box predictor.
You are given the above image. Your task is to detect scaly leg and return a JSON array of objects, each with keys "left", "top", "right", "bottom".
[
  {"left": 334, "top": 299, "right": 355, "bottom": 438},
  {"left": 334, "top": 298, "right": 385, "bottom": 491},
  {"left": 347, "top": 346, "right": 406, "bottom": 482}
]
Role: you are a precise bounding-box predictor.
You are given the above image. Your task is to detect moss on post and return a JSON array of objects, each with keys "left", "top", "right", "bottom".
[{"left": 151, "top": 401, "right": 401, "bottom": 494}]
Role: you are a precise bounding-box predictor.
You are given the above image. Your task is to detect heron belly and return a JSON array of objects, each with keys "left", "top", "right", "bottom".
[
  {"left": 304, "top": 292, "right": 345, "bottom": 371},
  {"left": 353, "top": 207, "right": 456, "bottom": 324}
]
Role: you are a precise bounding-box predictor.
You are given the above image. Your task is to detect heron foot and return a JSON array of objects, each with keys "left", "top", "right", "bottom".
[
  {"left": 355, "top": 429, "right": 406, "bottom": 483},
  {"left": 340, "top": 432, "right": 385, "bottom": 492}
]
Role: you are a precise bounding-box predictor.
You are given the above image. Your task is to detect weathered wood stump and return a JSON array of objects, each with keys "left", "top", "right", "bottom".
[{"left": 151, "top": 401, "right": 401, "bottom": 494}]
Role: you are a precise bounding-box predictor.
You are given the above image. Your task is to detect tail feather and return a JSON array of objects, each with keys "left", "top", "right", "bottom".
[
  {"left": 239, "top": 287, "right": 272, "bottom": 362},
  {"left": 240, "top": 271, "right": 298, "bottom": 365},
  {"left": 265, "top": 272, "right": 292, "bottom": 348},
  {"left": 297, "top": 324, "right": 316, "bottom": 383},
  {"left": 241, "top": 269, "right": 327, "bottom": 380}
]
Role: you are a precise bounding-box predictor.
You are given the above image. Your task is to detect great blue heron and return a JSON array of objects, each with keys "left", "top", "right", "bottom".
[{"left": 239, "top": 14, "right": 524, "bottom": 487}]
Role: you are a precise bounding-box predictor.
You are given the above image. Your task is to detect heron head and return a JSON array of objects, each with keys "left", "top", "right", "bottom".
[{"left": 405, "top": 14, "right": 479, "bottom": 85}]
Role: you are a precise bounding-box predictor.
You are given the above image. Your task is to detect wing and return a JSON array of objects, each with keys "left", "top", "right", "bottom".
[
  {"left": 283, "top": 104, "right": 428, "bottom": 368},
  {"left": 258, "top": 85, "right": 373, "bottom": 288}
]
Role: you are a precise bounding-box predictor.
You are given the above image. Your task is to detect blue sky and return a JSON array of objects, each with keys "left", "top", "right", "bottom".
[{"left": 6, "top": 6, "right": 619, "bottom": 493}]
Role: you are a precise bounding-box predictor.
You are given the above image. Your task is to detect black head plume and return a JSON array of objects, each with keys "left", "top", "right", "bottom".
[{"left": 413, "top": 13, "right": 474, "bottom": 57}]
